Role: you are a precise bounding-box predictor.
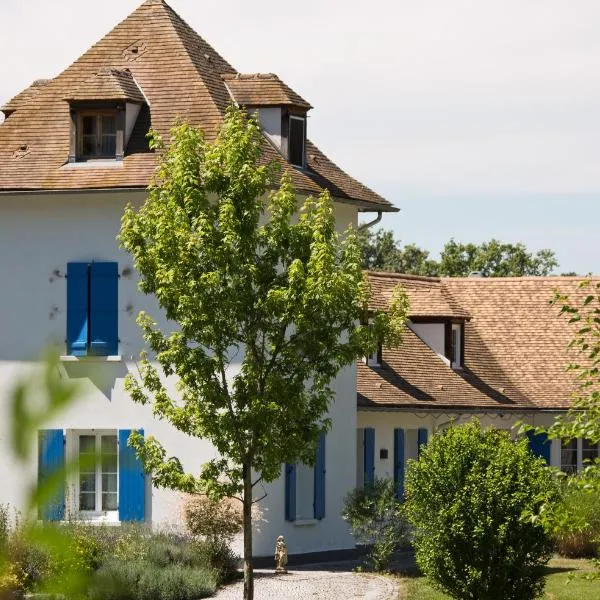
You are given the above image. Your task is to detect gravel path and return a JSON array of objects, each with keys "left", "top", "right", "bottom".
[{"left": 213, "top": 564, "right": 398, "bottom": 600}]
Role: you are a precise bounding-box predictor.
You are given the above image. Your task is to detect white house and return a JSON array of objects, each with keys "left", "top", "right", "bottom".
[
  {"left": 357, "top": 271, "right": 600, "bottom": 494},
  {"left": 0, "top": 0, "right": 397, "bottom": 558}
]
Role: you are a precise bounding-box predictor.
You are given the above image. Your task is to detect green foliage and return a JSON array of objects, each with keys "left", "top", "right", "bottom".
[
  {"left": 342, "top": 478, "right": 408, "bottom": 571},
  {"left": 403, "top": 421, "right": 559, "bottom": 600},
  {"left": 360, "top": 228, "right": 558, "bottom": 277},
  {"left": 547, "top": 279, "right": 600, "bottom": 444},
  {"left": 89, "top": 560, "right": 217, "bottom": 600},
  {"left": 119, "top": 107, "right": 406, "bottom": 501},
  {"left": 553, "top": 474, "right": 600, "bottom": 558}
]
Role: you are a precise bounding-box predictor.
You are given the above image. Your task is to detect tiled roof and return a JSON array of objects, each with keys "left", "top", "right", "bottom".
[
  {"left": 360, "top": 274, "right": 600, "bottom": 411},
  {"left": 65, "top": 69, "right": 145, "bottom": 103},
  {"left": 366, "top": 271, "right": 469, "bottom": 318},
  {"left": 2, "top": 79, "right": 52, "bottom": 115},
  {"left": 222, "top": 73, "right": 312, "bottom": 110},
  {"left": 0, "top": 0, "right": 394, "bottom": 212}
]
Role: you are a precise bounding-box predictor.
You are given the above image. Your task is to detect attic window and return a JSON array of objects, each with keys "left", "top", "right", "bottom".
[
  {"left": 80, "top": 112, "right": 117, "bottom": 158},
  {"left": 289, "top": 116, "right": 305, "bottom": 168},
  {"left": 450, "top": 323, "right": 462, "bottom": 369}
]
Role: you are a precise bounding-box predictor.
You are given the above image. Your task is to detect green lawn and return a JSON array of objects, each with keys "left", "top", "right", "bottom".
[{"left": 396, "top": 558, "right": 599, "bottom": 600}]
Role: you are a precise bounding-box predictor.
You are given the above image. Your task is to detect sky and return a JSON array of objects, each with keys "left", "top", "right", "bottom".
[{"left": 1, "top": 0, "right": 598, "bottom": 274}]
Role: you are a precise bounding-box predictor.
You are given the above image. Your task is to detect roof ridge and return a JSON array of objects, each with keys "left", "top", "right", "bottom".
[
  {"left": 365, "top": 270, "right": 441, "bottom": 283},
  {"left": 158, "top": 0, "right": 236, "bottom": 116},
  {"left": 442, "top": 275, "right": 600, "bottom": 282}
]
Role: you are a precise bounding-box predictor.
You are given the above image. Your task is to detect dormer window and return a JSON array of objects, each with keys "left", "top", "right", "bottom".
[
  {"left": 450, "top": 323, "right": 463, "bottom": 369},
  {"left": 364, "top": 318, "right": 382, "bottom": 368},
  {"left": 289, "top": 115, "right": 305, "bottom": 168},
  {"left": 79, "top": 111, "right": 118, "bottom": 158},
  {"left": 64, "top": 68, "right": 146, "bottom": 164}
]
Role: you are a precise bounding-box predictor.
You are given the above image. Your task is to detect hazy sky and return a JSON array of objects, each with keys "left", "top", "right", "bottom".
[{"left": 1, "top": 0, "right": 598, "bottom": 273}]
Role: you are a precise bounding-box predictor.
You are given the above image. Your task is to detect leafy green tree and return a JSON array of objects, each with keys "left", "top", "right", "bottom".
[
  {"left": 360, "top": 228, "right": 558, "bottom": 277},
  {"left": 540, "top": 279, "right": 600, "bottom": 574},
  {"left": 403, "top": 420, "right": 558, "bottom": 600},
  {"left": 360, "top": 229, "right": 439, "bottom": 275},
  {"left": 439, "top": 238, "right": 558, "bottom": 277},
  {"left": 119, "top": 107, "right": 407, "bottom": 600}
]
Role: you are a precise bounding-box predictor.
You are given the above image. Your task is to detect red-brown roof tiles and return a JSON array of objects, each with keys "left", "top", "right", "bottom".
[
  {"left": 65, "top": 69, "right": 145, "bottom": 103},
  {"left": 360, "top": 274, "right": 600, "bottom": 411},
  {"left": 0, "top": 0, "right": 394, "bottom": 212}
]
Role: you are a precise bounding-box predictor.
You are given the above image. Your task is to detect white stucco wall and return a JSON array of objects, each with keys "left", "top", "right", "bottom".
[
  {"left": 408, "top": 321, "right": 448, "bottom": 364},
  {"left": 0, "top": 190, "right": 359, "bottom": 557},
  {"left": 357, "top": 409, "right": 564, "bottom": 482},
  {"left": 257, "top": 108, "right": 282, "bottom": 150}
]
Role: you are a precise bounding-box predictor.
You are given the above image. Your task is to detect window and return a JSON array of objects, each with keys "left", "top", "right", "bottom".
[
  {"left": 78, "top": 112, "right": 117, "bottom": 159},
  {"left": 285, "top": 433, "right": 326, "bottom": 521},
  {"left": 450, "top": 323, "right": 462, "bottom": 368},
  {"left": 365, "top": 343, "right": 382, "bottom": 368},
  {"left": 38, "top": 428, "right": 146, "bottom": 522},
  {"left": 288, "top": 116, "right": 305, "bottom": 167},
  {"left": 561, "top": 438, "right": 600, "bottom": 474},
  {"left": 67, "top": 262, "right": 118, "bottom": 356},
  {"left": 365, "top": 318, "right": 382, "bottom": 367},
  {"left": 78, "top": 433, "right": 118, "bottom": 513}
]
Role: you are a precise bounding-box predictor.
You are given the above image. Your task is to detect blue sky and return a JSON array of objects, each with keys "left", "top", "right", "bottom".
[{"left": 1, "top": 0, "right": 598, "bottom": 274}]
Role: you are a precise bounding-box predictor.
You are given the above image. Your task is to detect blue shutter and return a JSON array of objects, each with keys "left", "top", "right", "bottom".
[
  {"left": 313, "top": 433, "right": 326, "bottom": 520},
  {"left": 67, "top": 263, "right": 89, "bottom": 356},
  {"left": 364, "top": 428, "right": 375, "bottom": 486},
  {"left": 393, "top": 428, "right": 405, "bottom": 500},
  {"left": 118, "top": 429, "right": 145, "bottom": 522},
  {"left": 284, "top": 464, "right": 296, "bottom": 521},
  {"left": 90, "top": 262, "right": 118, "bottom": 356},
  {"left": 417, "top": 428, "right": 428, "bottom": 457},
  {"left": 527, "top": 431, "right": 551, "bottom": 464},
  {"left": 38, "top": 430, "right": 65, "bottom": 521}
]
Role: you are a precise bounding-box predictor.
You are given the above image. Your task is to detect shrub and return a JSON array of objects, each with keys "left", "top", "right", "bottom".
[
  {"left": 194, "top": 537, "right": 239, "bottom": 583},
  {"left": 553, "top": 473, "right": 600, "bottom": 558},
  {"left": 183, "top": 495, "right": 243, "bottom": 542},
  {"left": 403, "top": 420, "right": 559, "bottom": 600},
  {"left": 89, "top": 560, "right": 217, "bottom": 600},
  {"left": 342, "top": 478, "right": 408, "bottom": 571}
]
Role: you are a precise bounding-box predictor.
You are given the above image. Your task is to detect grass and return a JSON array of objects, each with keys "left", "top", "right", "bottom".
[{"left": 396, "top": 558, "right": 599, "bottom": 600}]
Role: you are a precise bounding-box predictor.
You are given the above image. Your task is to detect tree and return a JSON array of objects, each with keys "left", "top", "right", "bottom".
[
  {"left": 439, "top": 239, "right": 558, "bottom": 277},
  {"left": 360, "top": 228, "right": 558, "bottom": 277},
  {"left": 540, "top": 279, "right": 600, "bottom": 574},
  {"left": 403, "top": 421, "right": 558, "bottom": 600},
  {"left": 360, "top": 229, "right": 439, "bottom": 275},
  {"left": 118, "top": 107, "right": 407, "bottom": 600}
]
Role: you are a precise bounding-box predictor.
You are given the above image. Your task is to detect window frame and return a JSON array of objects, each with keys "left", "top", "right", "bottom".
[
  {"left": 450, "top": 323, "right": 462, "bottom": 369},
  {"left": 69, "top": 429, "right": 119, "bottom": 522},
  {"left": 76, "top": 110, "right": 118, "bottom": 160},
  {"left": 560, "top": 438, "right": 600, "bottom": 474}
]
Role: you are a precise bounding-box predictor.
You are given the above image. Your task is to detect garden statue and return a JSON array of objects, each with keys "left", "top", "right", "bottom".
[{"left": 274, "top": 535, "right": 288, "bottom": 574}]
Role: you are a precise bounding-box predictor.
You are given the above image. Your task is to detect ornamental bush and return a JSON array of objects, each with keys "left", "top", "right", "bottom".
[
  {"left": 342, "top": 478, "right": 408, "bottom": 571},
  {"left": 403, "top": 420, "right": 559, "bottom": 600}
]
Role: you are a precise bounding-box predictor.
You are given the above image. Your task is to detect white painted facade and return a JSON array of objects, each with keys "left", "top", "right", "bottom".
[
  {"left": 408, "top": 321, "right": 448, "bottom": 364},
  {"left": 357, "top": 409, "right": 565, "bottom": 480},
  {"left": 0, "top": 190, "right": 358, "bottom": 557}
]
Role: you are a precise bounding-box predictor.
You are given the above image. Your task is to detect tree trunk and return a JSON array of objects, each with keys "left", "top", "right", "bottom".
[{"left": 243, "top": 460, "right": 254, "bottom": 600}]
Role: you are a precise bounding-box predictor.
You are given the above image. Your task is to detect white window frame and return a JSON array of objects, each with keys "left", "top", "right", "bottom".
[
  {"left": 66, "top": 429, "right": 119, "bottom": 523},
  {"left": 451, "top": 323, "right": 462, "bottom": 369},
  {"left": 560, "top": 438, "right": 600, "bottom": 474}
]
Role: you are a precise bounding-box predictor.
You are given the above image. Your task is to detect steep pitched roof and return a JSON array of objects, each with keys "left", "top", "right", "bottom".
[
  {"left": 366, "top": 271, "right": 469, "bottom": 318},
  {"left": 222, "top": 73, "right": 312, "bottom": 110},
  {"left": 360, "top": 274, "right": 600, "bottom": 411},
  {"left": 65, "top": 69, "right": 145, "bottom": 103},
  {"left": 0, "top": 0, "right": 394, "bottom": 212}
]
